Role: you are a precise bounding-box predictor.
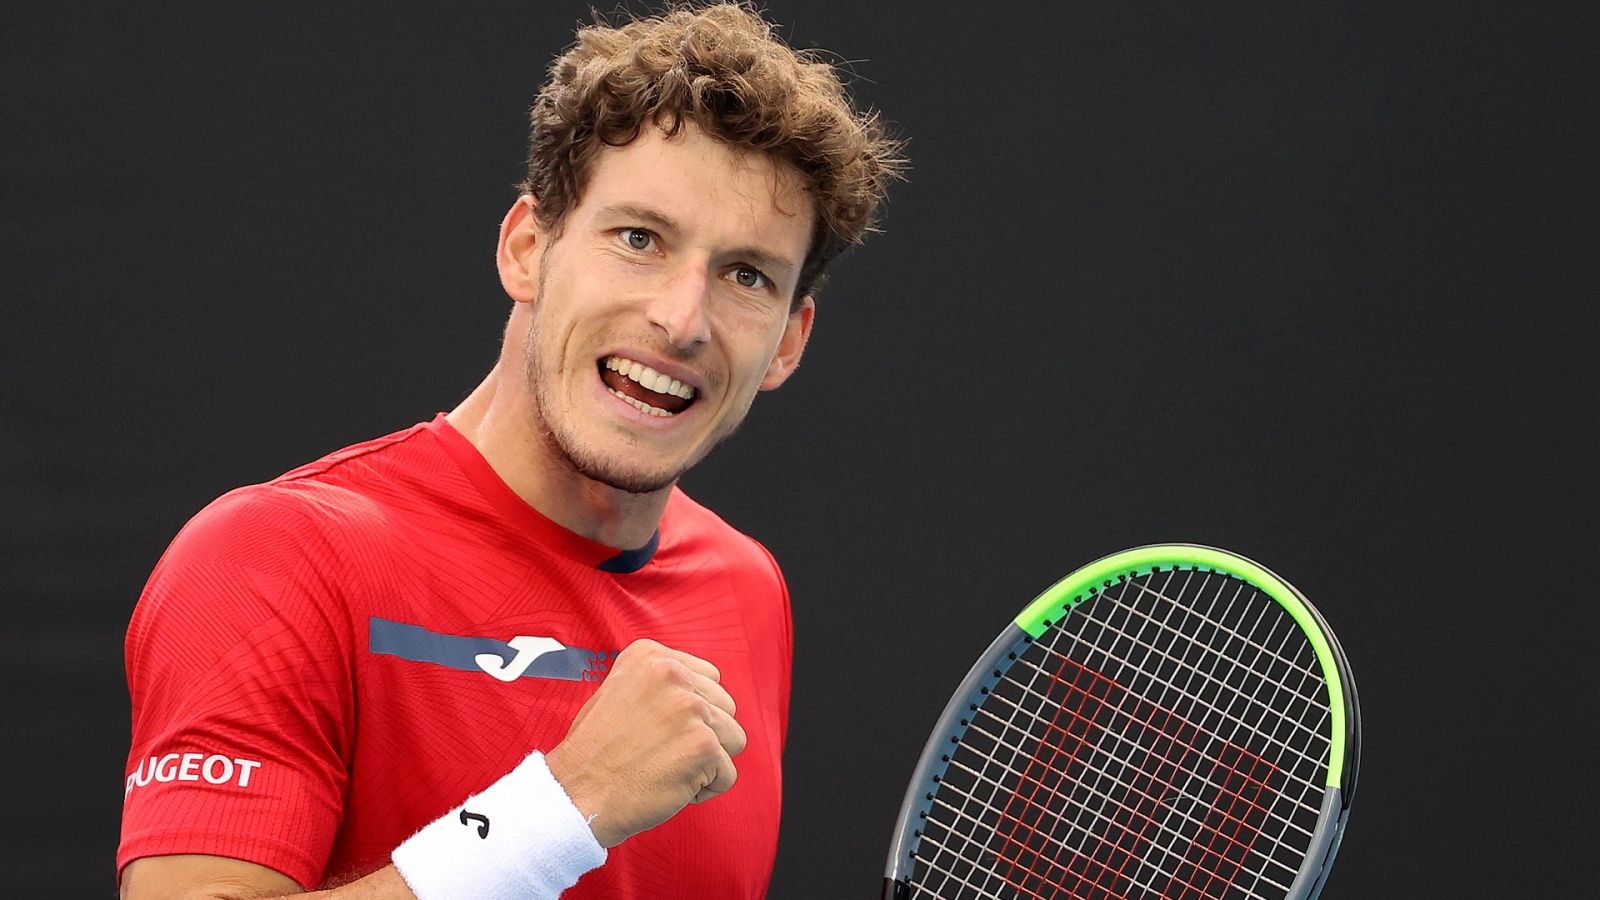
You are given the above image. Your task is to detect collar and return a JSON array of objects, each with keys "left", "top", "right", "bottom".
[{"left": 427, "top": 413, "right": 660, "bottom": 573}]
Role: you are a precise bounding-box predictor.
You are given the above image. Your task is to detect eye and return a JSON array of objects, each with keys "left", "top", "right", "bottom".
[
  {"left": 620, "top": 228, "right": 655, "bottom": 251},
  {"left": 730, "top": 265, "right": 769, "bottom": 290}
]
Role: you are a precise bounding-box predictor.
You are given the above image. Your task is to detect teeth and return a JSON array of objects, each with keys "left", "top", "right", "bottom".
[
  {"left": 609, "top": 388, "right": 672, "bottom": 417},
  {"left": 603, "top": 356, "right": 696, "bottom": 400}
]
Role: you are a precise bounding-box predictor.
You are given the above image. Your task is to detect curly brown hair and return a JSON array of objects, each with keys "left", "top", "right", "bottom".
[{"left": 518, "top": 2, "right": 905, "bottom": 302}]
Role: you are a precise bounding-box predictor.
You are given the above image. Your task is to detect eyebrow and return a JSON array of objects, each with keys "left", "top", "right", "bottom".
[
  {"left": 598, "top": 203, "right": 682, "bottom": 234},
  {"left": 595, "top": 202, "right": 799, "bottom": 279}
]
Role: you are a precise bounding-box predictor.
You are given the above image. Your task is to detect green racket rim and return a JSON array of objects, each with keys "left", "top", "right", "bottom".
[{"left": 1013, "top": 544, "right": 1349, "bottom": 789}]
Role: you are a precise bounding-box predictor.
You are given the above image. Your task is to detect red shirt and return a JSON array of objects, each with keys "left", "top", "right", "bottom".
[{"left": 119, "top": 415, "right": 793, "bottom": 896}]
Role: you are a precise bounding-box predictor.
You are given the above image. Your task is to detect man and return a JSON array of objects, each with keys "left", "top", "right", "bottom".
[{"left": 117, "top": 4, "right": 901, "bottom": 898}]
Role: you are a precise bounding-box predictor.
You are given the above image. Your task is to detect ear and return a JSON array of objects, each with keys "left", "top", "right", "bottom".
[
  {"left": 759, "top": 295, "right": 815, "bottom": 390},
  {"left": 496, "top": 195, "right": 543, "bottom": 304}
]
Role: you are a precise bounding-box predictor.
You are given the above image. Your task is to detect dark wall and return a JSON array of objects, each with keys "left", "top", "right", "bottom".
[{"left": 3, "top": 1, "right": 1590, "bottom": 896}]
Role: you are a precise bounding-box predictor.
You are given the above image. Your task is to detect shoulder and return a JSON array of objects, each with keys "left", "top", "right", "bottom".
[
  {"left": 664, "top": 488, "right": 782, "bottom": 568},
  {"left": 660, "top": 488, "right": 788, "bottom": 597},
  {"left": 130, "top": 422, "right": 439, "bottom": 649},
  {"left": 129, "top": 480, "right": 357, "bottom": 666},
  {"left": 175, "top": 418, "right": 439, "bottom": 550}
]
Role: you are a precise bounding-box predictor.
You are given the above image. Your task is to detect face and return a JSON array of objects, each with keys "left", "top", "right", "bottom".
[{"left": 499, "top": 124, "right": 816, "bottom": 495}]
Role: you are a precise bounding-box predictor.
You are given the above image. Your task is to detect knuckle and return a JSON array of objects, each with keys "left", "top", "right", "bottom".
[
  {"left": 691, "top": 727, "right": 722, "bottom": 757},
  {"left": 653, "top": 656, "right": 690, "bottom": 684},
  {"left": 674, "top": 691, "right": 709, "bottom": 718},
  {"left": 620, "top": 638, "right": 661, "bottom": 660}
]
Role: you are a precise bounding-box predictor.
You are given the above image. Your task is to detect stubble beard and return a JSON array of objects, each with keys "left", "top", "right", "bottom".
[{"left": 522, "top": 269, "right": 738, "bottom": 496}]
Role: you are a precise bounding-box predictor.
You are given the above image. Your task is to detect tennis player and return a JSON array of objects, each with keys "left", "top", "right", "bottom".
[{"left": 117, "top": 4, "right": 901, "bottom": 897}]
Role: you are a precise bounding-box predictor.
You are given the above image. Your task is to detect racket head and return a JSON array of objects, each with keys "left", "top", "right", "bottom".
[{"left": 883, "top": 544, "right": 1360, "bottom": 900}]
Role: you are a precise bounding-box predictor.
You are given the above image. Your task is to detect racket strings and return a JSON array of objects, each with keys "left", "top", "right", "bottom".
[
  {"left": 966, "top": 685, "right": 1314, "bottom": 844},
  {"left": 930, "top": 725, "right": 1304, "bottom": 890},
  {"left": 1038, "top": 572, "right": 1321, "bottom": 898},
  {"left": 1089, "top": 575, "right": 1332, "bottom": 894},
  {"left": 906, "top": 569, "right": 1332, "bottom": 900},
  {"left": 915, "top": 570, "right": 1312, "bottom": 890},
  {"left": 1001, "top": 577, "right": 1288, "bottom": 898},
  {"left": 1002, "top": 651, "right": 1325, "bottom": 798},
  {"left": 1090, "top": 579, "right": 1331, "bottom": 747},
  {"left": 1038, "top": 628, "right": 1331, "bottom": 793}
]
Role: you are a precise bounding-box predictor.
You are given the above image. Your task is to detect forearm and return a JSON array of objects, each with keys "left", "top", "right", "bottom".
[
  {"left": 224, "top": 865, "right": 414, "bottom": 900},
  {"left": 276, "top": 866, "right": 413, "bottom": 900},
  {"left": 120, "top": 857, "right": 413, "bottom": 900}
]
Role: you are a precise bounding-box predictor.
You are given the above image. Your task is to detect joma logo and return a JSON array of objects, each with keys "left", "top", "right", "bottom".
[
  {"left": 474, "top": 635, "right": 566, "bottom": 682},
  {"left": 368, "top": 617, "right": 616, "bottom": 683}
]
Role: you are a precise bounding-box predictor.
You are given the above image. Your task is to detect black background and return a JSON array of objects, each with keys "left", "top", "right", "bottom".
[{"left": 3, "top": 1, "right": 1592, "bottom": 896}]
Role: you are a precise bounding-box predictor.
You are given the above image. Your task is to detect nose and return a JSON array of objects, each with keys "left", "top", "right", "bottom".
[{"left": 646, "top": 262, "right": 713, "bottom": 351}]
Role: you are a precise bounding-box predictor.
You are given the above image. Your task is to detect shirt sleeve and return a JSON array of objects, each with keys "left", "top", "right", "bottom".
[{"left": 118, "top": 485, "right": 356, "bottom": 889}]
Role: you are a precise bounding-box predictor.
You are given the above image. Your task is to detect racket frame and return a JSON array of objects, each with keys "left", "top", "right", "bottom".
[{"left": 882, "top": 544, "right": 1360, "bottom": 900}]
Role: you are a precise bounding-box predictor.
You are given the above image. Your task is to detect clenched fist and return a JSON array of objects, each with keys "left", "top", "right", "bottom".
[{"left": 545, "top": 639, "right": 746, "bottom": 848}]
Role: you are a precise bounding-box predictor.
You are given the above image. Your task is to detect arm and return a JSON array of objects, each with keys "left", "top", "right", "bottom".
[
  {"left": 122, "top": 639, "right": 745, "bottom": 900},
  {"left": 120, "top": 855, "right": 411, "bottom": 900}
]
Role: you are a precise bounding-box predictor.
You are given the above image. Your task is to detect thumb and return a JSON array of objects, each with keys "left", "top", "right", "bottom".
[{"left": 567, "top": 687, "right": 602, "bottom": 731}]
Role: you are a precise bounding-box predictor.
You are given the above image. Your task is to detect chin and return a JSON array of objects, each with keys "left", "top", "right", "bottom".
[
  {"left": 559, "top": 435, "right": 696, "bottom": 495},
  {"left": 573, "top": 458, "right": 683, "bottom": 495}
]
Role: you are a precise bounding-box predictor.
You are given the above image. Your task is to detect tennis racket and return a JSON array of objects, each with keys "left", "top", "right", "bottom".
[{"left": 882, "top": 544, "right": 1360, "bottom": 900}]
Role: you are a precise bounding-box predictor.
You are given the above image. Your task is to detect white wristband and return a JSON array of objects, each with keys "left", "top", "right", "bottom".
[{"left": 391, "top": 751, "right": 606, "bottom": 900}]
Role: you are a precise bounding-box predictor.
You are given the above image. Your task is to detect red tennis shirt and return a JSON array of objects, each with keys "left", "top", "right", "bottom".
[{"left": 119, "top": 414, "right": 793, "bottom": 896}]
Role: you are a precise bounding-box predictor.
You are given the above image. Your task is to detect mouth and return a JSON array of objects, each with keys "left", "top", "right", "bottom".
[{"left": 598, "top": 355, "right": 697, "bottom": 418}]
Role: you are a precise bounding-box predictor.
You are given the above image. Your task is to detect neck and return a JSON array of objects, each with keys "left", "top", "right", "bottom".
[{"left": 447, "top": 357, "right": 670, "bottom": 551}]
